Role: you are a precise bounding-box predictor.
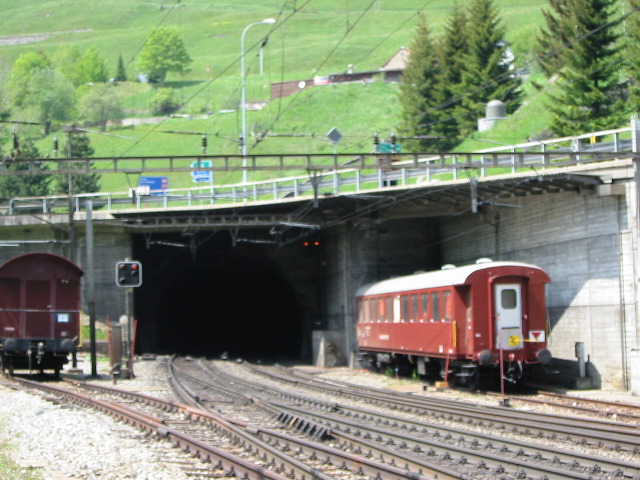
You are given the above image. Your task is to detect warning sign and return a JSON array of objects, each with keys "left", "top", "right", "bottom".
[{"left": 529, "top": 330, "right": 545, "bottom": 342}]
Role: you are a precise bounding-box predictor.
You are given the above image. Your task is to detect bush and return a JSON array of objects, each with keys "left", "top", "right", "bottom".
[{"left": 149, "top": 88, "right": 180, "bottom": 114}]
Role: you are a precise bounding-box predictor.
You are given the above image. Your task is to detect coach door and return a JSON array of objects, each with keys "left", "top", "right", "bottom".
[{"left": 494, "top": 283, "right": 523, "bottom": 350}]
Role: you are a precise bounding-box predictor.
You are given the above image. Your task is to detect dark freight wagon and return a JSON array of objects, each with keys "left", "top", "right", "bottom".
[{"left": 0, "top": 252, "right": 83, "bottom": 376}]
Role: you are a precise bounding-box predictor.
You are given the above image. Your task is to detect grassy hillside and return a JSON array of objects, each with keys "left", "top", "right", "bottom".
[{"left": 0, "top": 0, "right": 551, "bottom": 191}]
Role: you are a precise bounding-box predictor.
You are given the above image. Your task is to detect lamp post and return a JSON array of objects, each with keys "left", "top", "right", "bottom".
[{"left": 240, "top": 18, "right": 276, "bottom": 184}]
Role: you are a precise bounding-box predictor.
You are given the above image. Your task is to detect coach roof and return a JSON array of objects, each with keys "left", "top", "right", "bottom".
[{"left": 356, "top": 261, "right": 547, "bottom": 297}]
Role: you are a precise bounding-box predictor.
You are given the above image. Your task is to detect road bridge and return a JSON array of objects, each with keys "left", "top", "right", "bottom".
[{"left": 0, "top": 126, "right": 637, "bottom": 392}]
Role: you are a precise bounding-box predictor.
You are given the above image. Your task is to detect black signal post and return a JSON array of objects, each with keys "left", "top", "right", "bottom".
[{"left": 115, "top": 259, "right": 142, "bottom": 379}]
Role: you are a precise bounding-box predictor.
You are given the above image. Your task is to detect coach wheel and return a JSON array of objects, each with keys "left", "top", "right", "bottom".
[{"left": 454, "top": 365, "right": 478, "bottom": 390}]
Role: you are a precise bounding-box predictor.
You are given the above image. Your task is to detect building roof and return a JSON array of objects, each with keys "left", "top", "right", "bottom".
[{"left": 380, "top": 47, "right": 410, "bottom": 71}]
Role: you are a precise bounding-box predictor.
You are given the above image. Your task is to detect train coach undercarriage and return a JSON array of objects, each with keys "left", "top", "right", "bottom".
[
  {"left": 358, "top": 351, "right": 529, "bottom": 390},
  {"left": 1, "top": 338, "right": 77, "bottom": 378}
]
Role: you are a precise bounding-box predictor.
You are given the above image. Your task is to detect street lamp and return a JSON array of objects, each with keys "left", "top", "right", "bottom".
[{"left": 240, "top": 18, "right": 276, "bottom": 184}]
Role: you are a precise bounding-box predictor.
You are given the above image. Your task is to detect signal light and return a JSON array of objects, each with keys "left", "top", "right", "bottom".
[
  {"left": 302, "top": 240, "right": 321, "bottom": 247},
  {"left": 115, "top": 261, "right": 142, "bottom": 287}
]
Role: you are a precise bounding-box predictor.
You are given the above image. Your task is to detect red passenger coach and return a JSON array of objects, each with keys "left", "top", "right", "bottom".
[
  {"left": 0, "top": 253, "right": 83, "bottom": 377},
  {"left": 356, "top": 260, "right": 552, "bottom": 387}
]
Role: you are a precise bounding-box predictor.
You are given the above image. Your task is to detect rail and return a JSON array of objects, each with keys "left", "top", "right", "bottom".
[{"left": 1, "top": 124, "right": 637, "bottom": 216}]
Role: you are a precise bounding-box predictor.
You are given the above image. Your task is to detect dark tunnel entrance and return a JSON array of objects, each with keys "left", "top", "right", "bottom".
[{"left": 132, "top": 232, "right": 303, "bottom": 361}]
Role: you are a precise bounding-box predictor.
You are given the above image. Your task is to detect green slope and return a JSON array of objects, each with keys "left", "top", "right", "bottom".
[{"left": 0, "top": 0, "right": 551, "bottom": 192}]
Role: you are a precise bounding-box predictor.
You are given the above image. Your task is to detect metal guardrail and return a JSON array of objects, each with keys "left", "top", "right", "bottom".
[{"left": 2, "top": 125, "right": 635, "bottom": 216}]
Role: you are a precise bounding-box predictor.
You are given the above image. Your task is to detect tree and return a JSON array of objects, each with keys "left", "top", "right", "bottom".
[
  {"left": 53, "top": 46, "right": 82, "bottom": 86},
  {"left": 397, "top": 14, "right": 443, "bottom": 152},
  {"left": 74, "top": 46, "right": 109, "bottom": 85},
  {"left": 538, "top": 0, "right": 623, "bottom": 135},
  {"left": 7, "top": 51, "right": 51, "bottom": 107},
  {"left": 78, "top": 84, "right": 124, "bottom": 131},
  {"left": 624, "top": 0, "right": 640, "bottom": 114},
  {"left": 0, "top": 60, "right": 11, "bottom": 122},
  {"left": 52, "top": 132, "right": 100, "bottom": 195},
  {"left": 535, "top": 0, "right": 574, "bottom": 76},
  {"left": 137, "top": 27, "right": 192, "bottom": 84},
  {"left": 115, "top": 54, "right": 127, "bottom": 82},
  {"left": 0, "top": 137, "right": 51, "bottom": 199},
  {"left": 149, "top": 87, "right": 180, "bottom": 114},
  {"left": 457, "top": 0, "right": 521, "bottom": 135},
  {"left": 21, "top": 68, "right": 75, "bottom": 134},
  {"left": 431, "top": 1, "right": 470, "bottom": 150}
]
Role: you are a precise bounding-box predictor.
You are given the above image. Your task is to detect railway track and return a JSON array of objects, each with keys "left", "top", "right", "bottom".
[
  {"left": 5, "top": 358, "right": 640, "bottom": 479},
  {"left": 7, "top": 375, "right": 304, "bottom": 480},
  {"left": 175, "top": 358, "right": 640, "bottom": 479},
  {"left": 486, "top": 390, "right": 640, "bottom": 424},
  {"left": 252, "top": 364, "right": 640, "bottom": 452}
]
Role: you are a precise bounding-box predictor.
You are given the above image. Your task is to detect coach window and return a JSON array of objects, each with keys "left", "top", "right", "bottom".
[
  {"left": 421, "top": 293, "right": 429, "bottom": 322},
  {"left": 402, "top": 295, "right": 409, "bottom": 322},
  {"left": 411, "top": 294, "right": 418, "bottom": 322},
  {"left": 376, "top": 298, "right": 384, "bottom": 322},
  {"left": 432, "top": 292, "right": 439, "bottom": 322},
  {"left": 370, "top": 298, "right": 376, "bottom": 322},
  {"left": 443, "top": 290, "right": 452, "bottom": 321},
  {"left": 385, "top": 297, "right": 392, "bottom": 322},
  {"left": 502, "top": 289, "right": 517, "bottom": 309}
]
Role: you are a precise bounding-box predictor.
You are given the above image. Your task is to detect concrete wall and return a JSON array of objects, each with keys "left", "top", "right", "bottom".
[
  {"left": 436, "top": 181, "right": 637, "bottom": 390},
  {"left": 320, "top": 177, "right": 637, "bottom": 390},
  {"left": 322, "top": 217, "right": 441, "bottom": 367}
]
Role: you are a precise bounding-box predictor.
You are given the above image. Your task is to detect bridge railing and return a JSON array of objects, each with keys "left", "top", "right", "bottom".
[{"left": 1, "top": 125, "right": 635, "bottom": 216}]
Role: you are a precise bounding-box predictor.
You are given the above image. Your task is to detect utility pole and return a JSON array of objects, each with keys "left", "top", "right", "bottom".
[
  {"left": 85, "top": 200, "right": 98, "bottom": 377},
  {"left": 63, "top": 126, "right": 77, "bottom": 262}
]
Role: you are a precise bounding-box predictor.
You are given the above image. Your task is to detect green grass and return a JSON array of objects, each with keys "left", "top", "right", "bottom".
[
  {"left": 2, "top": 0, "right": 552, "bottom": 192},
  {"left": 0, "top": 431, "right": 42, "bottom": 480}
]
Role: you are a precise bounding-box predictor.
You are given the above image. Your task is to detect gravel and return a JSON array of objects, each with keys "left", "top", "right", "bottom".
[
  {"left": 1, "top": 356, "right": 639, "bottom": 480},
  {"left": 0, "top": 356, "right": 192, "bottom": 480}
]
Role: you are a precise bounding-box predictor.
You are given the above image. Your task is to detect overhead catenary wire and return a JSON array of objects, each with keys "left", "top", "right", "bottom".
[
  {"left": 125, "top": 0, "right": 183, "bottom": 70},
  {"left": 257, "top": 0, "right": 384, "bottom": 148},
  {"left": 116, "top": 0, "right": 313, "bottom": 159}
]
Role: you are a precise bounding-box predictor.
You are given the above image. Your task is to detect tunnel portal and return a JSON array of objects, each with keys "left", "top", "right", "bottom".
[{"left": 132, "top": 233, "right": 303, "bottom": 361}]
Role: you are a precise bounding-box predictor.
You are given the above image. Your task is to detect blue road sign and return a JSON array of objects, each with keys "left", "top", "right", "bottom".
[
  {"left": 190, "top": 161, "right": 213, "bottom": 183},
  {"left": 139, "top": 176, "right": 168, "bottom": 195}
]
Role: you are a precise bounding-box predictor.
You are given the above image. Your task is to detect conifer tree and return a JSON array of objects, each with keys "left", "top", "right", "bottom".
[
  {"left": 0, "top": 137, "right": 51, "bottom": 198},
  {"left": 535, "top": 0, "right": 573, "bottom": 76},
  {"left": 115, "top": 54, "right": 127, "bottom": 82},
  {"left": 432, "top": 1, "right": 469, "bottom": 150},
  {"left": 397, "top": 14, "right": 442, "bottom": 152},
  {"left": 457, "top": 0, "right": 521, "bottom": 135},
  {"left": 52, "top": 132, "right": 100, "bottom": 195},
  {"left": 625, "top": 0, "right": 640, "bottom": 114},
  {"left": 539, "top": 0, "right": 623, "bottom": 135}
]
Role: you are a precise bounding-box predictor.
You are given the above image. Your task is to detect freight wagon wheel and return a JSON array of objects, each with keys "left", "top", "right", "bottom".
[{"left": 3, "top": 357, "right": 14, "bottom": 376}]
